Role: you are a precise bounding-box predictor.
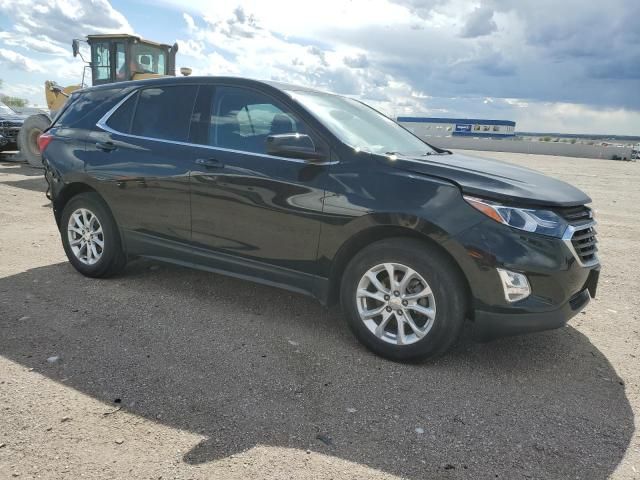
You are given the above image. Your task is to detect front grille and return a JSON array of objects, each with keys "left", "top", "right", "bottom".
[
  {"left": 557, "top": 205, "right": 593, "bottom": 222},
  {"left": 0, "top": 121, "right": 21, "bottom": 143},
  {"left": 570, "top": 223, "right": 598, "bottom": 266},
  {"left": 558, "top": 205, "right": 598, "bottom": 266},
  {"left": 0, "top": 121, "right": 23, "bottom": 129}
]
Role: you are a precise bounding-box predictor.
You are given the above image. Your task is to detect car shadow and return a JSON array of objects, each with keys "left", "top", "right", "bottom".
[
  {"left": 0, "top": 261, "right": 633, "bottom": 479},
  {"left": 0, "top": 160, "right": 43, "bottom": 176},
  {"left": 2, "top": 177, "right": 48, "bottom": 193}
]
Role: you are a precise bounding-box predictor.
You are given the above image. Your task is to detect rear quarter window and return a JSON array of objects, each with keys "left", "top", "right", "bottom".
[
  {"left": 55, "top": 88, "right": 132, "bottom": 130},
  {"left": 105, "top": 92, "right": 138, "bottom": 134}
]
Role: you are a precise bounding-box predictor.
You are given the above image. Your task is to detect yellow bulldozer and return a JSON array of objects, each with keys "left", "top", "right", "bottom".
[{"left": 19, "top": 33, "right": 188, "bottom": 167}]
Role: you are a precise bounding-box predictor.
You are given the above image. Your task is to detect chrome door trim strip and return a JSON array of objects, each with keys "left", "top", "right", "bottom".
[{"left": 95, "top": 88, "right": 338, "bottom": 166}]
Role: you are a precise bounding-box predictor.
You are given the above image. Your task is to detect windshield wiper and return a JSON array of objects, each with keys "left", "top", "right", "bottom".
[
  {"left": 385, "top": 150, "right": 452, "bottom": 157},
  {"left": 423, "top": 150, "right": 452, "bottom": 156}
]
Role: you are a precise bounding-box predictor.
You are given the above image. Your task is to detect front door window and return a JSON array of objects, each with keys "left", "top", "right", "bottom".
[{"left": 91, "top": 42, "right": 111, "bottom": 82}]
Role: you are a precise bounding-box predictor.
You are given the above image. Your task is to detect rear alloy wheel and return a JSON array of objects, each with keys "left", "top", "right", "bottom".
[
  {"left": 60, "top": 192, "right": 126, "bottom": 278},
  {"left": 67, "top": 208, "right": 105, "bottom": 265},
  {"left": 341, "top": 238, "right": 467, "bottom": 361}
]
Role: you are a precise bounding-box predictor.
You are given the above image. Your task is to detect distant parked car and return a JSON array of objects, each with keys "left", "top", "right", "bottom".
[
  {"left": 0, "top": 102, "right": 27, "bottom": 152},
  {"left": 40, "top": 76, "right": 600, "bottom": 361}
]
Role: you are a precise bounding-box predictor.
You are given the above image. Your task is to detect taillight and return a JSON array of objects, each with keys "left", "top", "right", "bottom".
[{"left": 38, "top": 133, "right": 54, "bottom": 153}]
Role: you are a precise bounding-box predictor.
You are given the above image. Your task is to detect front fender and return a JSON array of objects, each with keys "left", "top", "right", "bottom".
[{"left": 316, "top": 162, "right": 483, "bottom": 278}]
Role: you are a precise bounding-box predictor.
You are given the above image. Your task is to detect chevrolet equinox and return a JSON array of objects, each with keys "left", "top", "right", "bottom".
[{"left": 41, "top": 77, "right": 600, "bottom": 361}]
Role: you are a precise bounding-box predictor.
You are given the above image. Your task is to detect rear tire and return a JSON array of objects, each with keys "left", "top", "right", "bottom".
[
  {"left": 60, "top": 193, "right": 127, "bottom": 278},
  {"left": 17, "top": 114, "right": 51, "bottom": 168},
  {"left": 340, "top": 238, "right": 467, "bottom": 362}
]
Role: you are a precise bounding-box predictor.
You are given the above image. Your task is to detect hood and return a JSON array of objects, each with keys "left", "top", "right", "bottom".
[
  {"left": 383, "top": 152, "right": 591, "bottom": 207},
  {"left": 0, "top": 104, "right": 28, "bottom": 123},
  {"left": 0, "top": 113, "right": 27, "bottom": 123}
]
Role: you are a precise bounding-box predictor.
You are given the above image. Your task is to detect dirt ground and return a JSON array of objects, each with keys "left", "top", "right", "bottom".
[{"left": 0, "top": 150, "right": 638, "bottom": 480}]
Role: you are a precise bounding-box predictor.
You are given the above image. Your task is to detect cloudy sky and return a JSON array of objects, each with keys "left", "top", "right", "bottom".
[{"left": 0, "top": 0, "right": 638, "bottom": 134}]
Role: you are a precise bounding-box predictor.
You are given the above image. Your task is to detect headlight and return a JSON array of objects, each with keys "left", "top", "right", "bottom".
[{"left": 464, "top": 195, "right": 568, "bottom": 238}]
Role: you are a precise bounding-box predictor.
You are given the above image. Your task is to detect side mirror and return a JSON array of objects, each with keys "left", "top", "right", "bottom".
[
  {"left": 265, "top": 133, "right": 323, "bottom": 160},
  {"left": 72, "top": 39, "right": 80, "bottom": 58}
]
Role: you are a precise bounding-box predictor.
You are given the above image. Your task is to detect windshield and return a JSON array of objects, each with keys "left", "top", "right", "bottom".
[
  {"left": 288, "top": 90, "right": 436, "bottom": 156},
  {"left": 0, "top": 103, "right": 16, "bottom": 115}
]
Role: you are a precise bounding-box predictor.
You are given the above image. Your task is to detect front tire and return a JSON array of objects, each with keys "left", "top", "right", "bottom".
[
  {"left": 60, "top": 193, "right": 126, "bottom": 278},
  {"left": 340, "top": 238, "right": 467, "bottom": 361}
]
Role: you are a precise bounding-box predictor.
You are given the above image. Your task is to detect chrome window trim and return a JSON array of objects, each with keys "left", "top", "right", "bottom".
[
  {"left": 562, "top": 220, "right": 599, "bottom": 267},
  {"left": 95, "top": 87, "right": 337, "bottom": 166}
]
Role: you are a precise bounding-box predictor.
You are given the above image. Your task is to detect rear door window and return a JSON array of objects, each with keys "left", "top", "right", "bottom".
[{"left": 130, "top": 86, "right": 198, "bottom": 142}]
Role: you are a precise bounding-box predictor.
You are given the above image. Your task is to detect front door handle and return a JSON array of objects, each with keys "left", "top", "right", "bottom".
[
  {"left": 96, "top": 141, "right": 117, "bottom": 152},
  {"left": 195, "top": 158, "right": 224, "bottom": 169}
]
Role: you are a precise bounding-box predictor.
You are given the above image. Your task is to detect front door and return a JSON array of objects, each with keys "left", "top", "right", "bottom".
[{"left": 189, "top": 84, "right": 329, "bottom": 282}]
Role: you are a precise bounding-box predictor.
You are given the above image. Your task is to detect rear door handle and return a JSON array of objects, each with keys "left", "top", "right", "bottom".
[
  {"left": 96, "top": 141, "right": 117, "bottom": 152},
  {"left": 195, "top": 158, "right": 224, "bottom": 169}
]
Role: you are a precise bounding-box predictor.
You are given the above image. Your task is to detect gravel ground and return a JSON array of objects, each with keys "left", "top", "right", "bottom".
[{"left": 0, "top": 151, "right": 638, "bottom": 479}]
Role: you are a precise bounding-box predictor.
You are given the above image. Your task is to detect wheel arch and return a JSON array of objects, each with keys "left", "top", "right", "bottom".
[
  {"left": 54, "top": 182, "right": 128, "bottom": 257},
  {"left": 325, "top": 225, "right": 472, "bottom": 316},
  {"left": 53, "top": 182, "right": 98, "bottom": 226}
]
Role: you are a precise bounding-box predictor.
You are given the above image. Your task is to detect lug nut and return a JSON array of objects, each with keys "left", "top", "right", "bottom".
[
  {"left": 402, "top": 300, "right": 408, "bottom": 306},
  {"left": 397, "top": 310, "right": 403, "bottom": 315},
  {"left": 384, "top": 294, "right": 390, "bottom": 301},
  {"left": 394, "top": 291, "right": 400, "bottom": 297},
  {"left": 386, "top": 306, "right": 392, "bottom": 312}
]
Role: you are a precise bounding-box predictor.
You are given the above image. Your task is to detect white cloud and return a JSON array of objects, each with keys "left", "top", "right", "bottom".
[
  {"left": 0, "top": 32, "right": 69, "bottom": 56},
  {"left": 0, "top": 0, "right": 638, "bottom": 134},
  {"left": 460, "top": 5, "right": 497, "bottom": 38},
  {"left": 0, "top": 82, "right": 42, "bottom": 99},
  {"left": 175, "top": 5, "right": 424, "bottom": 117},
  {"left": 512, "top": 102, "right": 640, "bottom": 135},
  {"left": 0, "top": 48, "right": 45, "bottom": 72},
  {"left": 162, "top": 0, "right": 415, "bottom": 36},
  {"left": 0, "top": 0, "right": 133, "bottom": 57}
]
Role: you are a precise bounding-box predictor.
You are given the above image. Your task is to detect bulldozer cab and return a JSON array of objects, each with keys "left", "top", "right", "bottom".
[
  {"left": 84, "top": 34, "right": 178, "bottom": 86},
  {"left": 20, "top": 34, "right": 182, "bottom": 168}
]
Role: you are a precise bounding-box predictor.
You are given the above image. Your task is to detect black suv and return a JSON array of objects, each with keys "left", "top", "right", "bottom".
[
  {"left": 0, "top": 102, "right": 26, "bottom": 152},
  {"left": 41, "top": 77, "right": 600, "bottom": 361}
]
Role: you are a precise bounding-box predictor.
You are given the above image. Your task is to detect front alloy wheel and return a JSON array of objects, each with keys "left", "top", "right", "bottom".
[
  {"left": 357, "top": 263, "right": 436, "bottom": 345},
  {"left": 340, "top": 238, "right": 467, "bottom": 361}
]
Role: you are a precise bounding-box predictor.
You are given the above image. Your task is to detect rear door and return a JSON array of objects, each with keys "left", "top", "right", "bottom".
[{"left": 85, "top": 84, "right": 199, "bottom": 247}]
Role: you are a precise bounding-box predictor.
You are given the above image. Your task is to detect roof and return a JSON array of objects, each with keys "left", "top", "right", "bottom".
[
  {"left": 262, "top": 80, "right": 329, "bottom": 94},
  {"left": 397, "top": 116, "right": 516, "bottom": 127},
  {"left": 75, "top": 75, "right": 334, "bottom": 97},
  {"left": 86, "top": 34, "right": 173, "bottom": 49}
]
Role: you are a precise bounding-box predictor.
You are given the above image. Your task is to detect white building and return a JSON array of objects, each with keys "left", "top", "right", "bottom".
[{"left": 397, "top": 117, "right": 516, "bottom": 139}]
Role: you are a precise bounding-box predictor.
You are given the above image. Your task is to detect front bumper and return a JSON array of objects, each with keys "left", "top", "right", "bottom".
[
  {"left": 472, "top": 267, "right": 598, "bottom": 340},
  {"left": 445, "top": 218, "right": 600, "bottom": 341}
]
